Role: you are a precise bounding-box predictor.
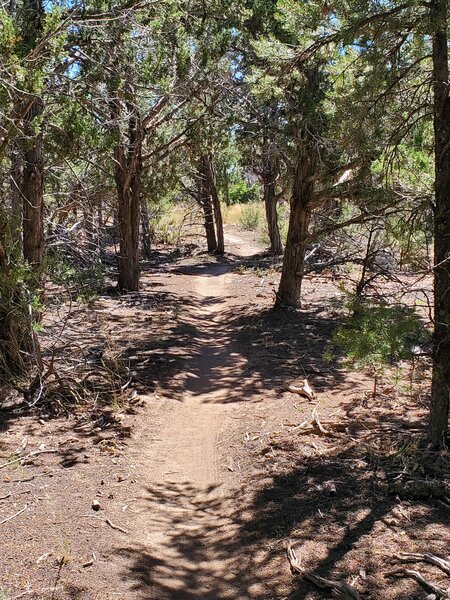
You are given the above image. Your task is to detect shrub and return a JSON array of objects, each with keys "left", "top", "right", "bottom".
[
  {"left": 228, "top": 180, "right": 258, "bottom": 205},
  {"left": 329, "top": 297, "right": 429, "bottom": 396},
  {"left": 48, "top": 258, "right": 104, "bottom": 304},
  {"left": 239, "top": 203, "right": 261, "bottom": 230}
]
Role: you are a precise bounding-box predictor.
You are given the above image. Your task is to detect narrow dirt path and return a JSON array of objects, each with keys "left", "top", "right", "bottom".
[
  {"left": 119, "top": 235, "right": 264, "bottom": 599},
  {"left": 143, "top": 266, "right": 231, "bottom": 487}
]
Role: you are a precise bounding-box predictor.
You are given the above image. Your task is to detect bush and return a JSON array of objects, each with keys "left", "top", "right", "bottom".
[
  {"left": 332, "top": 300, "right": 428, "bottom": 369},
  {"left": 0, "top": 259, "right": 38, "bottom": 377},
  {"left": 48, "top": 258, "right": 104, "bottom": 304},
  {"left": 228, "top": 180, "right": 258, "bottom": 205},
  {"left": 328, "top": 298, "right": 430, "bottom": 397},
  {"left": 239, "top": 203, "right": 261, "bottom": 230}
]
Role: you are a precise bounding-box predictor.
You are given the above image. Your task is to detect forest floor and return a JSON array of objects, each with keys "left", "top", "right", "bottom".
[{"left": 0, "top": 227, "right": 449, "bottom": 600}]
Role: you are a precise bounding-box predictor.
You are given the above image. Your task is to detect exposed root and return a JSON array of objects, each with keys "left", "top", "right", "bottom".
[
  {"left": 287, "top": 540, "right": 361, "bottom": 599},
  {"left": 387, "top": 567, "right": 450, "bottom": 598},
  {"left": 395, "top": 552, "right": 450, "bottom": 577},
  {"left": 391, "top": 478, "right": 450, "bottom": 500}
]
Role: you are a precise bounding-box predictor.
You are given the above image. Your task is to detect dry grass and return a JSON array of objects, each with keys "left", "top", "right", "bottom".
[
  {"left": 223, "top": 203, "right": 247, "bottom": 224},
  {"left": 153, "top": 202, "right": 204, "bottom": 245}
]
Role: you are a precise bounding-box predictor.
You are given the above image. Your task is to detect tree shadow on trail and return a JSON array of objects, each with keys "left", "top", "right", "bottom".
[
  {"left": 116, "top": 420, "right": 449, "bottom": 599},
  {"left": 118, "top": 260, "right": 348, "bottom": 404},
  {"left": 122, "top": 298, "right": 348, "bottom": 403}
]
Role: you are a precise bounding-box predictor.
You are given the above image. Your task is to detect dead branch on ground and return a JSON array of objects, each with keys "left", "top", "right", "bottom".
[
  {"left": 295, "top": 409, "right": 348, "bottom": 437},
  {"left": 395, "top": 552, "right": 450, "bottom": 577},
  {"left": 0, "top": 449, "right": 58, "bottom": 469},
  {"left": 0, "top": 504, "right": 28, "bottom": 525},
  {"left": 105, "top": 518, "right": 128, "bottom": 534},
  {"left": 287, "top": 540, "right": 361, "bottom": 599},
  {"left": 391, "top": 478, "right": 450, "bottom": 500},
  {"left": 387, "top": 567, "right": 450, "bottom": 599},
  {"left": 287, "top": 378, "right": 316, "bottom": 400}
]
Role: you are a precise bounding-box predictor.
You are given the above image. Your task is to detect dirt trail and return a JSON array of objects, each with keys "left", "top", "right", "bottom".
[
  {"left": 144, "top": 267, "right": 230, "bottom": 488},
  {"left": 121, "top": 235, "right": 259, "bottom": 599}
]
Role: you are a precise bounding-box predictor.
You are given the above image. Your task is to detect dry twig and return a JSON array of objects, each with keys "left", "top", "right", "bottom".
[
  {"left": 388, "top": 567, "right": 450, "bottom": 598},
  {"left": 392, "top": 479, "right": 450, "bottom": 500},
  {"left": 105, "top": 518, "right": 128, "bottom": 534},
  {"left": 0, "top": 448, "right": 58, "bottom": 470},
  {"left": 0, "top": 504, "right": 28, "bottom": 525},
  {"left": 287, "top": 378, "right": 316, "bottom": 400},
  {"left": 296, "top": 410, "right": 347, "bottom": 437}
]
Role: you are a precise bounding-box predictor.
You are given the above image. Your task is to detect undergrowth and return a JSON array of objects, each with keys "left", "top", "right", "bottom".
[
  {"left": 327, "top": 293, "right": 430, "bottom": 396},
  {"left": 48, "top": 257, "right": 104, "bottom": 304}
]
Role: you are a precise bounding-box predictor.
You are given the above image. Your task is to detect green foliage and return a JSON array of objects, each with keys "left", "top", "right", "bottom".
[
  {"left": 228, "top": 180, "right": 258, "bottom": 205},
  {"left": 331, "top": 297, "right": 428, "bottom": 372},
  {"left": 0, "top": 10, "right": 17, "bottom": 60},
  {"left": 0, "top": 586, "right": 10, "bottom": 600},
  {"left": 48, "top": 259, "right": 104, "bottom": 304},
  {"left": 0, "top": 255, "right": 40, "bottom": 377}
]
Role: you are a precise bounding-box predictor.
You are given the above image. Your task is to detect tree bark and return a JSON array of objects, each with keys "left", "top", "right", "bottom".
[
  {"left": 197, "top": 156, "right": 218, "bottom": 252},
  {"left": 276, "top": 66, "right": 322, "bottom": 308},
  {"left": 20, "top": 0, "right": 45, "bottom": 272},
  {"left": 264, "top": 177, "right": 283, "bottom": 255},
  {"left": 0, "top": 241, "right": 21, "bottom": 373},
  {"left": 0, "top": 240, "right": 40, "bottom": 376},
  {"left": 201, "top": 197, "right": 217, "bottom": 252},
  {"left": 115, "top": 150, "right": 142, "bottom": 291},
  {"left": 203, "top": 155, "right": 224, "bottom": 255},
  {"left": 260, "top": 133, "right": 282, "bottom": 255},
  {"left": 201, "top": 191, "right": 217, "bottom": 252},
  {"left": 9, "top": 145, "right": 22, "bottom": 256},
  {"left": 22, "top": 97, "right": 45, "bottom": 270},
  {"left": 112, "top": 98, "right": 142, "bottom": 292},
  {"left": 429, "top": 0, "right": 450, "bottom": 446},
  {"left": 140, "top": 200, "right": 152, "bottom": 259},
  {"left": 276, "top": 151, "right": 315, "bottom": 307}
]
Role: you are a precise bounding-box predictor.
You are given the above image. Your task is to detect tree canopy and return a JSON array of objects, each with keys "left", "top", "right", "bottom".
[{"left": 0, "top": 0, "right": 448, "bottom": 443}]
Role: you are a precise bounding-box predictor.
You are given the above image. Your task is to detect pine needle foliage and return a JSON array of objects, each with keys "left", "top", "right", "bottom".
[{"left": 331, "top": 298, "right": 429, "bottom": 372}]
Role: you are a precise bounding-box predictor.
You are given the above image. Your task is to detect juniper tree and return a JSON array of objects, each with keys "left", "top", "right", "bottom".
[{"left": 276, "top": 0, "right": 448, "bottom": 442}]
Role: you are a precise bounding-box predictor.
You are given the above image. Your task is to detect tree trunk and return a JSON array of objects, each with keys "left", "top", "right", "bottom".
[
  {"left": 0, "top": 240, "right": 40, "bottom": 376},
  {"left": 22, "top": 97, "right": 45, "bottom": 270},
  {"left": 197, "top": 157, "right": 217, "bottom": 252},
  {"left": 264, "top": 178, "right": 282, "bottom": 255},
  {"left": 205, "top": 156, "right": 225, "bottom": 255},
  {"left": 275, "top": 66, "right": 322, "bottom": 308},
  {"left": 113, "top": 101, "right": 142, "bottom": 292},
  {"left": 200, "top": 193, "right": 217, "bottom": 252},
  {"left": 140, "top": 200, "right": 152, "bottom": 259},
  {"left": 276, "top": 199, "right": 311, "bottom": 307},
  {"left": 212, "top": 194, "right": 224, "bottom": 254},
  {"left": 429, "top": 0, "right": 450, "bottom": 446},
  {"left": 20, "top": 0, "right": 44, "bottom": 272},
  {"left": 276, "top": 150, "right": 315, "bottom": 307},
  {"left": 0, "top": 240, "right": 21, "bottom": 373},
  {"left": 9, "top": 145, "right": 23, "bottom": 256},
  {"left": 115, "top": 152, "right": 141, "bottom": 292}
]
